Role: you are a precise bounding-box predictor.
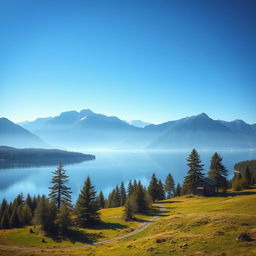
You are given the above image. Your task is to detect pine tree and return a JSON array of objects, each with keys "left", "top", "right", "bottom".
[
  {"left": 9, "top": 205, "right": 20, "bottom": 228},
  {"left": 75, "top": 177, "right": 100, "bottom": 227},
  {"left": 208, "top": 153, "right": 228, "bottom": 192},
  {"left": 157, "top": 180, "right": 166, "bottom": 200},
  {"left": 0, "top": 199, "right": 8, "bottom": 219},
  {"left": 134, "top": 181, "right": 149, "bottom": 212},
  {"left": 49, "top": 163, "right": 72, "bottom": 209},
  {"left": 120, "top": 182, "right": 127, "bottom": 206},
  {"left": 127, "top": 180, "right": 133, "bottom": 196},
  {"left": 56, "top": 203, "right": 72, "bottom": 235},
  {"left": 25, "top": 194, "right": 34, "bottom": 212},
  {"left": 148, "top": 173, "right": 159, "bottom": 202},
  {"left": 183, "top": 149, "right": 204, "bottom": 194},
  {"left": 33, "top": 196, "right": 57, "bottom": 234},
  {"left": 115, "top": 185, "right": 121, "bottom": 207},
  {"left": 22, "top": 204, "right": 32, "bottom": 225},
  {"left": 164, "top": 173, "right": 175, "bottom": 198},
  {"left": 175, "top": 183, "right": 182, "bottom": 196},
  {"left": 0, "top": 208, "right": 9, "bottom": 229},
  {"left": 97, "top": 191, "right": 105, "bottom": 209},
  {"left": 123, "top": 197, "right": 134, "bottom": 221}
]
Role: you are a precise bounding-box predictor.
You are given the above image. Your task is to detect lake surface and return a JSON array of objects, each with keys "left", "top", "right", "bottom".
[{"left": 0, "top": 150, "right": 255, "bottom": 203}]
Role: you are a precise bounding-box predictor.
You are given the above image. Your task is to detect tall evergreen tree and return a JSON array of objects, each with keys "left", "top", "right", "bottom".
[
  {"left": 127, "top": 180, "right": 134, "bottom": 196},
  {"left": 120, "top": 182, "right": 127, "bottom": 206},
  {"left": 157, "top": 180, "right": 166, "bottom": 200},
  {"left": 75, "top": 177, "right": 100, "bottom": 227},
  {"left": 115, "top": 185, "right": 121, "bottom": 207},
  {"left": 148, "top": 173, "right": 159, "bottom": 202},
  {"left": 25, "top": 194, "right": 34, "bottom": 212},
  {"left": 22, "top": 204, "right": 32, "bottom": 225},
  {"left": 208, "top": 153, "right": 228, "bottom": 192},
  {"left": 33, "top": 196, "right": 57, "bottom": 234},
  {"left": 0, "top": 208, "right": 9, "bottom": 229},
  {"left": 49, "top": 163, "right": 72, "bottom": 209},
  {"left": 164, "top": 173, "right": 175, "bottom": 198},
  {"left": 56, "top": 203, "right": 72, "bottom": 235},
  {"left": 175, "top": 183, "right": 182, "bottom": 196},
  {"left": 0, "top": 199, "right": 8, "bottom": 218},
  {"left": 183, "top": 149, "right": 204, "bottom": 194},
  {"left": 123, "top": 197, "right": 134, "bottom": 221},
  {"left": 97, "top": 191, "right": 105, "bottom": 209}
]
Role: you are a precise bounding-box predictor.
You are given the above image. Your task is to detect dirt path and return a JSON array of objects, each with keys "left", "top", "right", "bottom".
[{"left": 0, "top": 204, "right": 166, "bottom": 252}]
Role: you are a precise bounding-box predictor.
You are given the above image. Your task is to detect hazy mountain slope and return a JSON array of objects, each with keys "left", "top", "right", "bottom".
[
  {"left": 23, "top": 110, "right": 143, "bottom": 149},
  {"left": 147, "top": 113, "right": 254, "bottom": 150},
  {"left": 0, "top": 118, "right": 46, "bottom": 148},
  {"left": 18, "top": 111, "right": 256, "bottom": 150},
  {"left": 19, "top": 117, "right": 52, "bottom": 132}
]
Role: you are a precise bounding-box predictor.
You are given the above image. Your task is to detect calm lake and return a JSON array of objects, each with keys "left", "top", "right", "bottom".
[{"left": 0, "top": 150, "right": 255, "bottom": 203}]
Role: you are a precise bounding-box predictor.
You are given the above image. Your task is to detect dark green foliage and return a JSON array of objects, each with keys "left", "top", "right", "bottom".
[
  {"left": 22, "top": 204, "right": 32, "bottom": 225},
  {"left": 107, "top": 188, "right": 120, "bottom": 208},
  {"left": 56, "top": 204, "right": 72, "bottom": 235},
  {"left": 148, "top": 173, "right": 159, "bottom": 202},
  {"left": 75, "top": 177, "right": 100, "bottom": 227},
  {"left": 208, "top": 153, "right": 228, "bottom": 192},
  {"left": 0, "top": 199, "right": 8, "bottom": 217},
  {"left": 127, "top": 180, "right": 134, "bottom": 196},
  {"left": 10, "top": 205, "right": 20, "bottom": 228},
  {"left": 49, "top": 163, "right": 72, "bottom": 209},
  {"left": 244, "top": 167, "right": 252, "bottom": 185},
  {"left": 123, "top": 197, "right": 134, "bottom": 221},
  {"left": 0, "top": 208, "right": 9, "bottom": 229},
  {"left": 131, "top": 181, "right": 149, "bottom": 213},
  {"left": 175, "top": 183, "right": 182, "bottom": 196},
  {"left": 157, "top": 180, "right": 166, "bottom": 200},
  {"left": 183, "top": 149, "right": 204, "bottom": 194},
  {"left": 25, "top": 194, "right": 34, "bottom": 213},
  {"left": 33, "top": 196, "right": 57, "bottom": 234},
  {"left": 232, "top": 173, "right": 248, "bottom": 191},
  {"left": 164, "top": 173, "right": 175, "bottom": 198},
  {"left": 120, "top": 181, "right": 127, "bottom": 206},
  {"left": 97, "top": 191, "right": 105, "bottom": 209}
]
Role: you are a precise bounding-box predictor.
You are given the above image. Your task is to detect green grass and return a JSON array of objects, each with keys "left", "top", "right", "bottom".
[{"left": 1, "top": 189, "right": 256, "bottom": 256}]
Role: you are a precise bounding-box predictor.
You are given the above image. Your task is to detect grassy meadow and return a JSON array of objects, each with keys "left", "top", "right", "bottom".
[{"left": 0, "top": 188, "right": 256, "bottom": 256}]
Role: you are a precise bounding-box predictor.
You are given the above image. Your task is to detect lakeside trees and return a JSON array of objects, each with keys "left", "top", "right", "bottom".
[
  {"left": 49, "top": 162, "right": 72, "bottom": 209},
  {"left": 208, "top": 153, "right": 228, "bottom": 192},
  {"left": 1, "top": 150, "right": 253, "bottom": 231},
  {"left": 75, "top": 177, "right": 100, "bottom": 227},
  {"left": 183, "top": 149, "right": 204, "bottom": 193}
]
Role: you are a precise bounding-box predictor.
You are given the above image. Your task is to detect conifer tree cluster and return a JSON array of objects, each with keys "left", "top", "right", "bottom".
[
  {"left": 182, "top": 149, "right": 229, "bottom": 195},
  {"left": 0, "top": 194, "right": 38, "bottom": 229}
]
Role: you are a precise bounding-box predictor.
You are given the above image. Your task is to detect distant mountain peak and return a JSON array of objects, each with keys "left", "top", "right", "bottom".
[
  {"left": 129, "top": 120, "right": 151, "bottom": 128},
  {"left": 196, "top": 113, "right": 209, "bottom": 118},
  {"left": 80, "top": 109, "right": 94, "bottom": 117}
]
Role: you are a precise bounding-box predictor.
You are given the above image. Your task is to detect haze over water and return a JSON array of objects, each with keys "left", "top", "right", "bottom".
[{"left": 0, "top": 150, "right": 255, "bottom": 203}]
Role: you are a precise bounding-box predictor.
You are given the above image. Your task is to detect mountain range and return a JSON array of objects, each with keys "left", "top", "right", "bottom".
[{"left": 0, "top": 110, "right": 255, "bottom": 150}]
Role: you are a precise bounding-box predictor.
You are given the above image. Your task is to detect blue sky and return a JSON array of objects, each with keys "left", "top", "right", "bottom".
[{"left": 0, "top": 0, "right": 255, "bottom": 124}]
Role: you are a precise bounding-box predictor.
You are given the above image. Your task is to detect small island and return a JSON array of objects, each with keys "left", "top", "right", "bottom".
[{"left": 0, "top": 146, "right": 95, "bottom": 168}]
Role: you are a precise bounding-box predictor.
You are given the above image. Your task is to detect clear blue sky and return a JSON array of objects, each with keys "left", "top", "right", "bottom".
[{"left": 0, "top": 0, "right": 255, "bottom": 124}]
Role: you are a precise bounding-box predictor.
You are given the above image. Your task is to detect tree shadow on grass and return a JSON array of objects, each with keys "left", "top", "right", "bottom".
[
  {"left": 46, "top": 229, "right": 103, "bottom": 244},
  {"left": 85, "top": 222, "right": 128, "bottom": 230},
  {"left": 157, "top": 200, "right": 184, "bottom": 204},
  {"left": 213, "top": 190, "right": 256, "bottom": 197}
]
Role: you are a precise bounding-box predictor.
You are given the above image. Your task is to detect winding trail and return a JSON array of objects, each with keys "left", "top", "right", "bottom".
[{"left": 0, "top": 204, "right": 166, "bottom": 252}]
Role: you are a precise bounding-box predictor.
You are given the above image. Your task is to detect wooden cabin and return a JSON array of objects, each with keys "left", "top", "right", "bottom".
[{"left": 192, "top": 178, "right": 216, "bottom": 196}]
